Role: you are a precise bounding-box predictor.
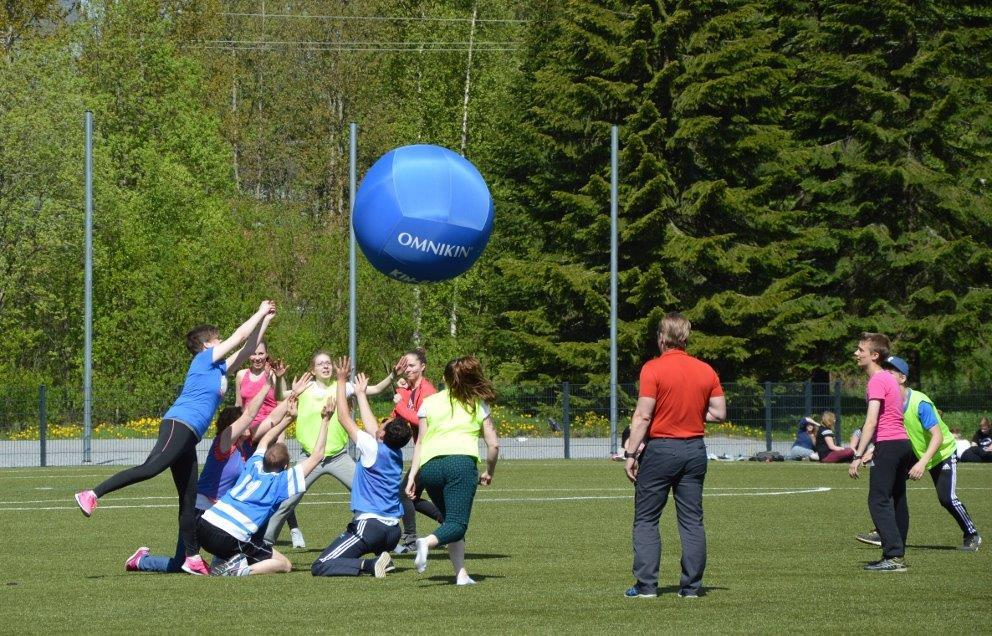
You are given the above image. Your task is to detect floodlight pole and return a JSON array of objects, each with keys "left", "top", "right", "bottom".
[
  {"left": 83, "top": 111, "right": 94, "bottom": 463},
  {"left": 349, "top": 123, "right": 358, "bottom": 378},
  {"left": 610, "top": 124, "right": 619, "bottom": 454}
]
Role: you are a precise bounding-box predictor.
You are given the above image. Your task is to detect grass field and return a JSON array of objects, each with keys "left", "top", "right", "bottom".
[{"left": 2, "top": 460, "right": 990, "bottom": 633}]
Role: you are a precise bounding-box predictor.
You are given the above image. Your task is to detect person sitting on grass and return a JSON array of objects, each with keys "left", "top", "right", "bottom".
[
  {"left": 198, "top": 392, "right": 329, "bottom": 577},
  {"left": 311, "top": 358, "right": 412, "bottom": 578},
  {"left": 812, "top": 412, "right": 855, "bottom": 463},
  {"left": 788, "top": 417, "right": 819, "bottom": 460},
  {"left": 126, "top": 371, "right": 310, "bottom": 573},
  {"left": 960, "top": 417, "right": 992, "bottom": 463}
]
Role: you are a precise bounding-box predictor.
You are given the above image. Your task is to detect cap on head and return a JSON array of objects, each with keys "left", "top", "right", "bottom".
[{"left": 884, "top": 355, "right": 910, "bottom": 376}]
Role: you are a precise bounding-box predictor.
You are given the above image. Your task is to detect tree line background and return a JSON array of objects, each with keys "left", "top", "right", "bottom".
[{"left": 2, "top": 0, "right": 990, "bottom": 414}]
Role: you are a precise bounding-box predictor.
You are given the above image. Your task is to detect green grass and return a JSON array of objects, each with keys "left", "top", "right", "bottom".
[{"left": 2, "top": 461, "right": 990, "bottom": 633}]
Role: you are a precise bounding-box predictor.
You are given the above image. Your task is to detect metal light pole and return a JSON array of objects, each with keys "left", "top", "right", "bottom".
[
  {"left": 83, "top": 111, "right": 94, "bottom": 463},
  {"left": 348, "top": 123, "right": 358, "bottom": 376},
  {"left": 609, "top": 124, "right": 619, "bottom": 454}
]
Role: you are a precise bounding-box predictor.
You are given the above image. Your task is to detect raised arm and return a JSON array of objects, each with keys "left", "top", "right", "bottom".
[
  {"left": 219, "top": 370, "right": 272, "bottom": 451},
  {"left": 255, "top": 396, "right": 297, "bottom": 454},
  {"left": 211, "top": 300, "right": 274, "bottom": 363},
  {"left": 252, "top": 372, "right": 312, "bottom": 443},
  {"left": 354, "top": 375, "right": 381, "bottom": 439},
  {"left": 299, "top": 403, "right": 330, "bottom": 477},
  {"left": 225, "top": 308, "right": 275, "bottom": 371},
  {"left": 479, "top": 415, "right": 500, "bottom": 486},
  {"left": 333, "top": 357, "right": 364, "bottom": 444},
  {"left": 364, "top": 358, "right": 403, "bottom": 397},
  {"left": 234, "top": 369, "right": 246, "bottom": 408}
]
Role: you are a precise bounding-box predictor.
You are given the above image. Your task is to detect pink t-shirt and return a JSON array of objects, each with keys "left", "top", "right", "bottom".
[
  {"left": 239, "top": 370, "right": 277, "bottom": 429},
  {"left": 866, "top": 370, "right": 907, "bottom": 442}
]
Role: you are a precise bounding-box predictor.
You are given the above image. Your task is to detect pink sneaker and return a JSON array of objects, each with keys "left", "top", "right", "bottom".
[
  {"left": 181, "top": 554, "right": 209, "bottom": 576},
  {"left": 74, "top": 490, "right": 98, "bottom": 517},
  {"left": 125, "top": 547, "right": 149, "bottom": 572}
]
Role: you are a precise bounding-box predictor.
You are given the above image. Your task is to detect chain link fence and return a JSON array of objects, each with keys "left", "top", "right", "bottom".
[{"left": 1, "top": 382, "right": 990, "bottom": 467}]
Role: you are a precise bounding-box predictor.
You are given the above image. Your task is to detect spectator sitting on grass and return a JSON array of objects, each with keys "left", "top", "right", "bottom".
[
  {"left": 812, "top": 411, "right": 855, "bottom": 463},
  {"left": 788, "top": 417, "right": 818, "bottom": 460},
  {"left": 960, "top": 417, "right": 992, "bottom": 463},
  {"left": 611, "top": 426, "right": 645, "bottom": 461}
]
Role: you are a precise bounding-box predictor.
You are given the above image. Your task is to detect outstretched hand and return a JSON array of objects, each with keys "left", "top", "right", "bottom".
[
  {"left": 354, "top": 372, "right": 369, "bottom": 394},
  {"left": 271, "top": 358, "right": 288, "bottom": 378},
  {"left": 334, "top": 356, "right": 351, "bottom": 381},
  {"left": 321, "top": 395, "right": 337, "bottom": 420},
  {"left": 259, "top": 300, "right": 277, "bottom": 315},
  {"left": 286, "top": 395, "right": 299, "bottom": 418},
  {"left": 290, "top": 372, "right": 313, "bottom": 396},
  {"left": 393, "top": 356, "right": 406, "bottom": 377}
]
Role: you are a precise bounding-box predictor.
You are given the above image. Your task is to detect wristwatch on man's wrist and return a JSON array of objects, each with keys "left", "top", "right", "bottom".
[
  {"left": 624, "top": 450, "right": 637, "bottom": 460},
  {"left": 853, "top": 451, "right": 863, "bottom": 460}
]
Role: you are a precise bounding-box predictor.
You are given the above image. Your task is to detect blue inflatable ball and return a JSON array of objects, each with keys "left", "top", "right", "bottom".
[{"left": 353, "top": 144, "right": 494, "bottom": 283}]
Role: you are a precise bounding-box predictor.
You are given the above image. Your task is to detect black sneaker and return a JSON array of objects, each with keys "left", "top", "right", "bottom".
[
  {"left": 856, "top": 531, "right": 882, "bottom": 546},
  {"left": 864, "top": 557, "right": 906, "bottom": 572},
  {"left": 962, "top": 534, "right": 982, "bottom": 552},
  {"left": 678, "top": 590, "right": 700, "bottom": 598}
]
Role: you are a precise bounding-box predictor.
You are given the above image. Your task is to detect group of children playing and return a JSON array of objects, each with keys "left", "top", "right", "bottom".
[{"left": 74, "top": 301, "right": 500, "bottom": 582}]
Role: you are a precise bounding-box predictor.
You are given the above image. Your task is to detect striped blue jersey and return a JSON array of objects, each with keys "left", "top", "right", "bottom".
[{"left": 201, "top": 453, "right": 307, "bottom": 542}]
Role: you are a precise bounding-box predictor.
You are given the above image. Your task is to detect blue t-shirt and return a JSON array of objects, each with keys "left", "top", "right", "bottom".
[
  {"left": 201, "top": 453, "right": 307, "bottom": 542},
  {"left": 917, "top": 401, "right": 939, "bottom": 430},
  {"left": 793, "top": 422, "right": 816, "bottom": 450},
  {"left": 163, "top": 348, "right": 228, "bottom": 439},
  {"left": 351, "top": 431, "right": 404, "bottom": 519}
]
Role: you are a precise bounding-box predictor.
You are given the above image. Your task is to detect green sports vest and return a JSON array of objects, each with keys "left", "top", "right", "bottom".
[
  {"left": 419, "top": 390, "right": 486, "bottom": 466},
  {"left": 903, "top": 389, "right": 956, "bottom": 470},
  {"left": 296, "top": 381, "right": 349, "bottom": 457}
]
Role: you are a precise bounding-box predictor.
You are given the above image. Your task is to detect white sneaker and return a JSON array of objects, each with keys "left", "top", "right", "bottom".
[
  {"left": 291, "top": 527, "right": 306, "bottom": 549},
  {"left": 373, "top": 552, "right": 394, "bottom": 578},
  {"left": 456, "top": 575, "right": 476, "bottom": 586},
  {"left": 414, "top": 538, "right": 429, "bottom": 573}
]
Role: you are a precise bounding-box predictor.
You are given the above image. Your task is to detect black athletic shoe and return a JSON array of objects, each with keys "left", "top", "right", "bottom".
[
  {"left": 962, "top": 534, "right": 982, "bottom": 552},
  {"left": 864, "top": 557, "right": 907, "bottom": 572},
  {"left": 678, "top": 590, "right": 700, "bottom": 598},
  {"left": 856, "top": 531, "right": 882, "bottom": 547}
]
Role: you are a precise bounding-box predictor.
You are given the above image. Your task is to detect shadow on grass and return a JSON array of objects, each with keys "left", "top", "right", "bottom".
[
  {"left": 657, "top": 585, "right": 729, "bottom": 597},
  {"left": 392, "top": 552, "right": 509, "bottom": 561},
  {"left": 421, "top": 574, "right": 504, "bottom": 585},
  {"left": 906, "top": 544, "right": 959, "bottom": 551}
]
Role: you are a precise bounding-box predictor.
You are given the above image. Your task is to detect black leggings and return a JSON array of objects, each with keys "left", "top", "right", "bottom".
[{"left": 93, "top": 419, "right": 200, "bottom": 557}]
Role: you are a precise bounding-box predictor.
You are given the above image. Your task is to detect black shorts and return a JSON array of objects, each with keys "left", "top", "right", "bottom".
[{"left": 196, "top": 517, "right": 273, "bottom": 564}]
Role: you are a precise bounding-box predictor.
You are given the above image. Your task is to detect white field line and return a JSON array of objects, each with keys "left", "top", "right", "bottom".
[{"left": 0, "top": 486, "right": 834, "bottom": 512}]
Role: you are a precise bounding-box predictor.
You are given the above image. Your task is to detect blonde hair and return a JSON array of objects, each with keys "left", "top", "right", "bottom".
[
  {"left": 820, "top": 411, "right": 836, "bottom": 427},
  {"left": 657, "top": 313, "right": 691, "bottom": 350}
]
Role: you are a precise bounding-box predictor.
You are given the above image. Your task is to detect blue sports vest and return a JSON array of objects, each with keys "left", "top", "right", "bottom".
[{"left": 351, "top": 440, "right": 404, "bottom": 518}]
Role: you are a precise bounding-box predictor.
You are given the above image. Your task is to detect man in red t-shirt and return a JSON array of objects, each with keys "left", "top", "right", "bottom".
[{"left": 623, "top": 313, "right": 725, "bottom": 599}]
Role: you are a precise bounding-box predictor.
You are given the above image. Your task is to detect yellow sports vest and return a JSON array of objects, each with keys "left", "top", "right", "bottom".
[
  {"left": 296, "top": 381, "right": 349, "bottom": 457},
  {"left": 419, "top": 390, "right": 487, "bottom": 465}
]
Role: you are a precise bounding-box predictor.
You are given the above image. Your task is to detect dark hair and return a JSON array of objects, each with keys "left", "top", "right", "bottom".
[
  {"left": 405, "top": 347, "right": 427, "bottom": 365},
  {"left": 859, "top": 332, "right": 891, "bottom": 362},
  {"left": 382, "top": 419, "right": 413, "bottom": 450},
  {"left": 263, "top": 443, "right": 290, "bottom": 471},
  {"left": 186, "top": 325, "right": 219, "bottom": 354},
  {"left": 443, "top": 356, "right": 495, "bottom": 415},
  {"left": 215, "top": 406, "right": 243, "bottom": 436}
]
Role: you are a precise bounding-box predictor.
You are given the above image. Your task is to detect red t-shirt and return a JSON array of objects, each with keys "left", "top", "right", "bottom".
[
  {"left": 391, "top": 378, "right": 437, "bottom": 438},
  {"left": 639, "top": 349, "right": 723, "bottom": 439}
]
